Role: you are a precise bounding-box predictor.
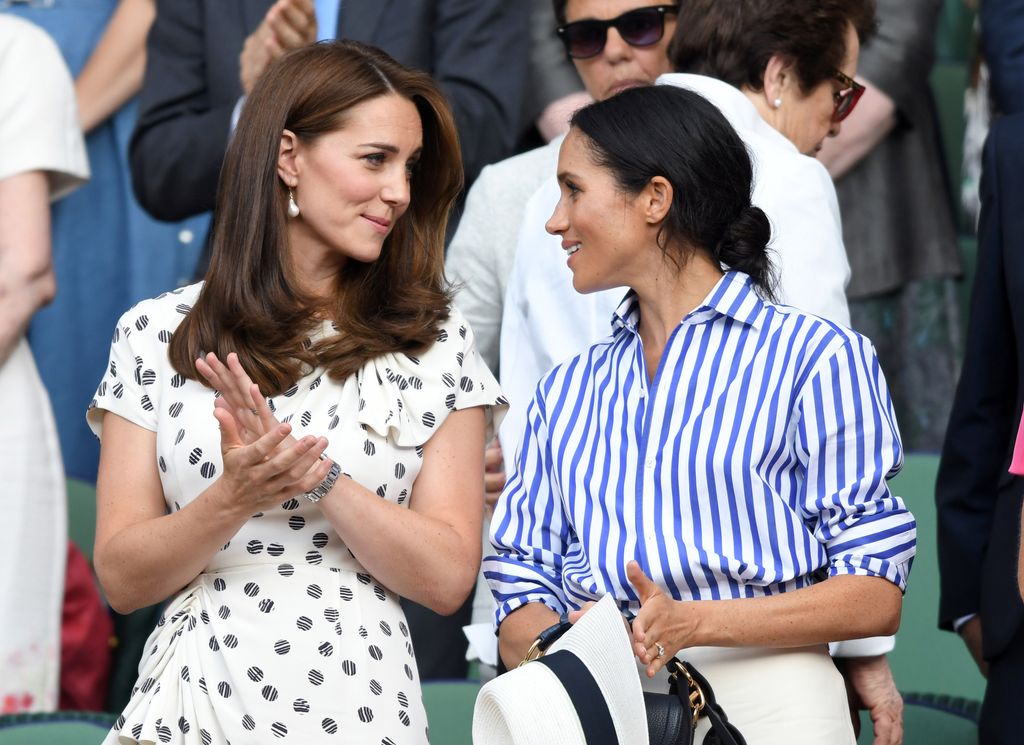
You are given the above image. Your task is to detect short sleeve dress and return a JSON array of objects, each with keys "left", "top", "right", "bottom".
[
  {"left": 0, "top": 14, "right": 88, "bottom": 713},
  {"left": 88, "top": 283, "right": 506, "bottom": 745}
]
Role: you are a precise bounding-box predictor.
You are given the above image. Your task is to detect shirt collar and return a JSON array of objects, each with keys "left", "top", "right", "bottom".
[
  {"left": 655, "top": 73, "right": 800, "bottom": 156},
  {"left": 611, "top": 271, "right": 766, "bottom": 334}
]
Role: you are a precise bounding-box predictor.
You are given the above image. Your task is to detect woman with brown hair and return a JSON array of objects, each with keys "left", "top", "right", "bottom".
[{"left": 88, "top": 41, "right": 505, "bottom": 744}]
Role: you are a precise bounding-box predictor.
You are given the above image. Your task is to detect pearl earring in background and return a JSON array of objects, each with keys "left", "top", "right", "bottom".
[
  {"left": 287, "top": 188, "right": 300, "bottom": 218},
  {"left": 773, "top": 98, "right": 782, "bottom": 109}
]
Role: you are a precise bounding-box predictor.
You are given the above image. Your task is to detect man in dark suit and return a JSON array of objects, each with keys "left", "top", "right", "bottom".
[
  {"left": 129, "top": 0, "right": 529, "bottom": 222},
  {"left": 937, "top": 111, "right": 1024, "bottom": 743}
]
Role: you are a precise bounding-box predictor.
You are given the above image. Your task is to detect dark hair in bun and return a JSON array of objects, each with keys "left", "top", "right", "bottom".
[
  {"left": 569, "top": 84, "right": 778, "bottom": 300},
  {"left": 716, "top": 206, "right": 777, "bottom": 298}
]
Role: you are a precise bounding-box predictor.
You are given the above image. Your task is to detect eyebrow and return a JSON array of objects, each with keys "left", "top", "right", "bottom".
[
  {"left": 556, "top": 170, "right": 580, "bottom": 183},
  {"left": 358, "top": 142, "right": 400, "bottom": 153}
]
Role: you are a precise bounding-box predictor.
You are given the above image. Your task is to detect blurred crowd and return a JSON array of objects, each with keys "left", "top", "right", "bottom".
[{"left": 1, "top": 0, "right": 1022, "bottom": 743}]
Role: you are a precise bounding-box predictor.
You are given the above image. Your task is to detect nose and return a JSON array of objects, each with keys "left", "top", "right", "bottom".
[
  {"left": 546, "top": 198, "right": 568, "bottom": 236},
  {"left": 380, "top": 167, "right": 411, "bottom": 208},
  {"left": 602, "top": 27, "right": 632, "bottom": 64}
]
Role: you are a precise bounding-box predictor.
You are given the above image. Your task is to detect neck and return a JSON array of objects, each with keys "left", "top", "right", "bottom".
[
  {"left": 741, "top": 85, "right": 777, "bottom": 130},
  {"left": 632, "top": 250, "right": 724, "bottom": 350},
  {"left": 286, "top": 225, "right": 346, "bottom": 300}
]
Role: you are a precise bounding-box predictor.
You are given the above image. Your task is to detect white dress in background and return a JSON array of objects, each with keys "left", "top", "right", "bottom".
[
  {"left": 0, "top": 14, "right": 89, "bottom": 713},
  {"left": 88, "top": 283, "right": 505, "bottom": 744}
]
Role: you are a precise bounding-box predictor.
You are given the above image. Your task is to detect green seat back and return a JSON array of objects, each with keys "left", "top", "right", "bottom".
[
  {"left": 422, "top": 681, "right": 479, "bottom": 745},
  {"left": 65, "top": 477, "right": 97, "bottom": 564},
  {"left": 886, "top": 455, "right": 986, "bottom": 701},
  {"left": 0, "top": 713, "right": 114, "bottom": 745},
  {"left": 859, "top": 696, "right": 978, "bottom": 745}
]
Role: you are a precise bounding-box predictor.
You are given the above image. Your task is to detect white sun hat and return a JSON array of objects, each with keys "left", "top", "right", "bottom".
[{"left": 472, "top": 594, "right": 650, "bottom": 745}]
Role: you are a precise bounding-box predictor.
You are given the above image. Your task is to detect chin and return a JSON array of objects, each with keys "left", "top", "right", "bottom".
[{"left": 570, "top": 274, "right": 606, "bottom": 295}]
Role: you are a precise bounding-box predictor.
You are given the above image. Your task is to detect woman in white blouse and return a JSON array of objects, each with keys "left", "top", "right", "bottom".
[{"left": 486, "top": 85, "right": 915, "bottom": 744}]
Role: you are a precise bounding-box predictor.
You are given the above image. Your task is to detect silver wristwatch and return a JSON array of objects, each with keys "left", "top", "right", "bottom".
[{"left": 304, "top": 459, "right": 341, "bottom": 503}]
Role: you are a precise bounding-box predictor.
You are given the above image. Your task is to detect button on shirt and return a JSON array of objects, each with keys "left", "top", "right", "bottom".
[{"left": 485, "top": 272, "right": 916, "bottom": 626}]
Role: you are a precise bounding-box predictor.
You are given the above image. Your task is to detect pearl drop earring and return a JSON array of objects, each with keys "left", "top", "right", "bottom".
[{"left": 287, "top": 188, "right": 300, "bottom": 218}]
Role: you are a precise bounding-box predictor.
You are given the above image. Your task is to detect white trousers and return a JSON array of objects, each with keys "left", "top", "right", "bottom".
[{"left": 639, "top": 644, "right": 856, "bottom": 745}]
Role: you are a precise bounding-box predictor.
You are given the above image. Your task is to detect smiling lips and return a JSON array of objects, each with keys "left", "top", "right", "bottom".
[
  {"left": 362, "top": 214, "right": 391, "bottom": 233},
  {"left": 562, "top": 240, "right": 581, "bottom": 257}
]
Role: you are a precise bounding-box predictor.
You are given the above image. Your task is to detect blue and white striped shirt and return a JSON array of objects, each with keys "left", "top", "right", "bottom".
[{"left": 485, "top": 272, "right": 916, "bottom": 626}]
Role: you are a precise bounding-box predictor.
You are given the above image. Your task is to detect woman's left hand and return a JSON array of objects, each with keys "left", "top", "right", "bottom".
[
  {"left": 196, "top": 352, "right": 283, "bottom": 446},
  {"left": 627, "top": 560, "right": 704, "bottom": 678}
]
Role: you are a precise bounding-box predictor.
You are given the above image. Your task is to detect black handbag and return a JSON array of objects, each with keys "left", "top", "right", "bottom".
[{"left": 524, "top": 617, "right": 747, "bottom": 745}]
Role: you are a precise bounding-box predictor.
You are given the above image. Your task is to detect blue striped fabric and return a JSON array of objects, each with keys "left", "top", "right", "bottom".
[{"left": 485, "top": 272, "right": 916, "bottom": 627}]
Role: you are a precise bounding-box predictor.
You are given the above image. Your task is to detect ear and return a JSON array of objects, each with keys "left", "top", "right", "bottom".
[
  {"left": 277, "top": 129, "right": 300, "bottom": 187},
  {"left": 761, "top": 54, "right": 794, "bottom": 106},
  {"left": 641, "top": 175, "right": 673, "bottom": 225}
]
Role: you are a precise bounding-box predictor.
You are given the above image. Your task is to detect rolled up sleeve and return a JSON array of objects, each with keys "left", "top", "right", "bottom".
[
  {"left": 796, "top": 333, "right": 917, "bottom": 592},
  {"left": 484, "top": 388, "right": 570, "bottom": 627}
]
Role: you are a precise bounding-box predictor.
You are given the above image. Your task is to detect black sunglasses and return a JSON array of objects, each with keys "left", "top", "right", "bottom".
[
  {"left": 831, "top": 69, "right": 865, "bottom": 123},
  {"left": 556, "top": 5, "right": 678, "bottom": 60}
]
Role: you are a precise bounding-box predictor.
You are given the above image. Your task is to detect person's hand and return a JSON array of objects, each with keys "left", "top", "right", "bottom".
[
  {"left": 484, "top": 437, "right": 506, "bottom": 514},
  {"left": 239, "top": 0, "right": 317, "bottom": 94},
  {"left": 841, "top": 655, "right": 903, "bottom": 745},
  {"left": 959, "top": 616, "right": 989, "bottom": 678},
  {"left": 566, "top": 601, "right": 596, "bottom": 624},
  {"left": 214, "top": 403, "right": 332, "bottom": 514},
  {"left": 196, "top": 352, "right": 282, "bottom": 447},
  {"left": 627, "top": 560, "right": 702, "bottom": 678}
]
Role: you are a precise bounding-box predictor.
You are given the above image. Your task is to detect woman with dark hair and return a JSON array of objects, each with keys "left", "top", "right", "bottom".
[
  {"left": 499, "top": 0, "right": 876, "bottom": 486},
  {"left": 88, "top": 41, "right": 505, "bottom": 744},
  {"left": 486, "top": 85, "right": 915, "bottom": 743}
]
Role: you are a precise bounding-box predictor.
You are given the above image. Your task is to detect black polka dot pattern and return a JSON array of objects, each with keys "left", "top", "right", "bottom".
[{"left": 92, "top": 291, "right": 501, "bottom": 743}]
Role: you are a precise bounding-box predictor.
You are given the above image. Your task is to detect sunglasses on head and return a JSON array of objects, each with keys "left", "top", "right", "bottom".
[
  {"left": 831, "top": 69, "right": 865, "bottom": 123},
  {"left": 556, "top": 5, "right": 678, "bottom": 60}
]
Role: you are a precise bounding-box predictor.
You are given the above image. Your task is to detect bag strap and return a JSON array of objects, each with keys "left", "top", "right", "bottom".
[
  {"left": 519, "top": 613, "right": 571, "bottom": 666},
  {"left": 666, "top": 659, "right": 747, "bottom": 745}
]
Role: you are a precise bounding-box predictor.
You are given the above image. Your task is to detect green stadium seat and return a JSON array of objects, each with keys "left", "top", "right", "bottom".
[
  {"left": 886, "top": 455, "right": 985, "bottom": 700},
  {"left": 65, "top": 478, "right": 98, "bottom": 565},
  {"left": 422, "top": 680, "right": 479, "bottom": 745},
  {"left": 0, "top": 712, "right": 115, "bottom": 745}
]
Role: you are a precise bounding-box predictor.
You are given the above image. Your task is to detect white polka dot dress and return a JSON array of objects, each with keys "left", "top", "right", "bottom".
[{"left": 87, "top": 283, "right": 507, "bottom": 745}]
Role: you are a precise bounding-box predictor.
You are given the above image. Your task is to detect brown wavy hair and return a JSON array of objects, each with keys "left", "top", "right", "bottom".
[
  {"left": 669, "top": 0, "right": 877, "bottom": 94},
  {"left": 169, "top": 41, "right": 463, "bottom": 396}
]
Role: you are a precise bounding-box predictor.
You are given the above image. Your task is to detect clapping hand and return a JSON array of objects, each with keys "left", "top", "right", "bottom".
[
  {"left": 198, "top": 352, "right": 333, "bottom": 512},
  {"left": 197, "top": 352, "right": 282, "bottom": 446},
  {"left": 240, "top": 0, "right": 317, "bottom": 94}
]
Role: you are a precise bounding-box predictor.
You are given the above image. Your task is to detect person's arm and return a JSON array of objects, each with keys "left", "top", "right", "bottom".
[
  {"left": 0, "top": 172, "right": 54, "bottom": 367},
  {"left": 74, "top": 0, "right": 155, "bottom": 135},
  {"left": 818, "top": 0, "right": 940, "bottom": 178},
  {"left": 936, "top": 117, "right": 1019, "bottom": 658},
  {"left": 981, "top": 0, "right": 1024, "bottom": 114},
  {"left": 629, "top": 566, "right": 901, "bottom": 675},
  {"left": 485, "top": 389, "right": 573, "bottom": 668},
  {"left": 817, "top": 84, "right": 896, "bottom": 180},
  {"left": 432, "top": 0, "right": 530, "bottom": 183},
  {"left": 195, "top": 338, "right": 492, "bottom": 615},
  {"left": 316, "top": 406, "right": 487, "bottom": 614},
  {"left": 128, "top": 0, "right": 236, "bottom": 220},
  {"left": 93, "top": 408, "right": 331, "bottom": 614}
]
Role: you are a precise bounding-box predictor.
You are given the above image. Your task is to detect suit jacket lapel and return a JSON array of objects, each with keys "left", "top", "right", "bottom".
[{"left": 338, "top": 0, "right": 391, "bottom": 42}]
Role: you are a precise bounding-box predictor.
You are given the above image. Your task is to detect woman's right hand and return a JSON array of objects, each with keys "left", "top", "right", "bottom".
[{"left": 212, "top": 403, "right": 332, "bottom": 515}]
